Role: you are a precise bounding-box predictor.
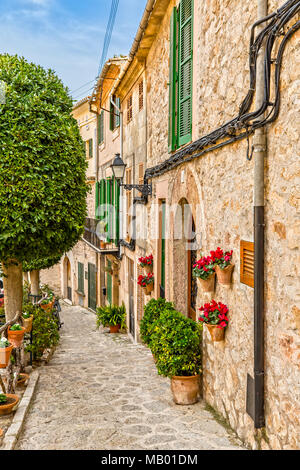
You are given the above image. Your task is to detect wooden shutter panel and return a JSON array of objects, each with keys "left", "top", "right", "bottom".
[
  {"left": 138, "top": 163, "right": 144, "bottom": 185},
  {"left": 168, "top": 7, "right": 177, "bottom": 153},
  {"left": 240, "top": 240, "right": 254, "bottom": 288},
  {"left": 98, "top": 112, "right": 104, "bottom": 144},
  {"left": 89, "top": 138, "right": 93, "bottom": 158},
  {"left": 109, "top": 101, "right": 114, "bottom": 131},
  {"left": 115, "top": 98, "right": 120, "bottom": 128},
  {"left": 178, "top": 0, "right": 193, "bottom": 147},
  {"left": 95, "top": 182, "right": 99, "bottom": 220},
  {"left": 78, "top": 262, "right": 84, "bottom": 294},
  {"left": 106, "top": 178, "right": 112, "bottom": 242},
  {"left": 114, "top": 178, "right": 120, "bottom": 245}
]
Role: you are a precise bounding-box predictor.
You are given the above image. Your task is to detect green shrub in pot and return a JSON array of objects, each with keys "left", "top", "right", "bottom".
[
  {"left": 151, "top": 309, "right": 202, "bottom": 378},
  {"left": 140, "top": 298, "right": 175, "bottom": 347}
]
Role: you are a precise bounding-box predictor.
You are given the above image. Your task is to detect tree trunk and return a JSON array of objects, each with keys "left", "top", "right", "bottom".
[
  {"left": 23, "top": 272, "right": 29, "bottom": 283},
  {"left": 2, "top": 260, "right": 23, "bottom": 322},
  {"left": 30, "top": 270, "right": 40, "bottom": 296}
]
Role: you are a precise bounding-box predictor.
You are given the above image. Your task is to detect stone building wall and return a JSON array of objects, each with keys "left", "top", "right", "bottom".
[
  {"left": 40, "top": 263, "right": 61, "bottom": 295},
  {"left": 144, "top": 0, "right": 299, "bottom": 450}
]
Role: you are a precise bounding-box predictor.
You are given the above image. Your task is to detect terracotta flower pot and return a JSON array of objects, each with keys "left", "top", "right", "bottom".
[
  {"left": 17, "top": 373, "right": 30, "bottom": 387},
  {"left": 171, "top": 375, "right": 200, "bottom": 405},
  {"left": 197, "top": 272, "right": 215, "bottom": 293},
  {"left": 109, "top": 325, "right": 121, "bottom": 334},
  {"left": 100, "top": 241, "right": 107, "bottom": 250},
  {"left": 22, "top": 315, "right": 33, "bottom": 333},
  {"left": 143, "top": 264, "right": 153, "bottom": 274},
  {"left": 0, "top": 344, "right": 13, "bottom": 369},
  {"left": 40, "top": 301, "right": 54, "bottom": 312},
  {"left": 7, "top": 327, "right": 26, "bottom": 348},
  {"left": 206, "top": 324, "right": 225, "bottom": 342},
  {"left": 215, "top": 264, "right": 234, "bottom": 287},
  {"left": 145, "top": 282, "right": 154, "bottom": 295},
  {"left": 0, "top": 394, "right": 19, "bottom": 416}
]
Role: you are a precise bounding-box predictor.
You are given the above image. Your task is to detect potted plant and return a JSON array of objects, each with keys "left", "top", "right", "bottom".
[
  {"left": 16, "top": 373, "right": 30, "bottom": 387},
  {"left": 199, "top": 300, "right": 229, "bottom": 342},
  {"left": 137, "top": 273, "right": 154, "bottom": 295},
  {"left": 140, "top": 298, "right": 175, "bottom": 362},
  {"left": 0, "top": 393, "right": 19, "bottom": 416},
  {"left": 96, "top": 304, "right": 126, "bottom": 334},
  {"left": 40, "top": 296, "right": 54, "bottom": 312},
  {"left": 138, "top": 254, "right": 153, "bottom": 274},
  {"left": 22, "top": 310, "right": 34, "bottom": 333},
  {"left": 211, "top": 247, "right": 234, "bottom": 287},
  {"left": 151, "top": 309, "right": 202, "bottom": 405},
  {"left": 7, "top": 323, "right": 26, "bottom": 348},
  {"left": 193, "top": 255, "right": 216, "bottom": 293},
  {"left": 0, "top": 337, "right": 13, "bottom": 368}
]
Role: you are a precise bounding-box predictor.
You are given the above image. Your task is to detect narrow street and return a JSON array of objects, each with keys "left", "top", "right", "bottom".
[{"left": 16, "top": 304, "right": 245, "bottom": 450}]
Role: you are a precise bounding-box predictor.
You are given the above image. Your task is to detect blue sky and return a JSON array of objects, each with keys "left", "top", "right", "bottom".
[{"left": 0, "top": 0, "right": 145, "bottom": 98}]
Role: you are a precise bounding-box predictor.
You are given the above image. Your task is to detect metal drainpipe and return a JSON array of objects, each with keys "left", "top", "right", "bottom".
[
  {"left": 253, "top": 0, "right": 268, "bottom": 429},
  {"left": 110, "top": 95, "right": 125, "bottom": 256}
]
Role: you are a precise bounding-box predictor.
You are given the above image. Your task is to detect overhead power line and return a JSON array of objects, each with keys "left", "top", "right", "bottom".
[{"left": 98, "top": 0, "right": 120, "bottom": 76}]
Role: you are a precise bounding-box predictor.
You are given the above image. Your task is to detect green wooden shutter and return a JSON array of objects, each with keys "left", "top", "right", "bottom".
[
  {"left": 115, "top": 98, "right": 120, "bottom": 128},
  {"left": 110, "top": 101, "right": 114, "bottom": 131},
  {"left": 106, "top": 178, "right": 112, "bottom": 242},
  {"left": 98, "top": 112, "right": 104, "bottom": 144},
  {"left": 168, "top": 7, "right": 178, "bottom": 153},
  {"left": 178, "top": 0, "right": 193, "bottom": 147},
  {"left": 107, "top": 260, "right": 112, "bottom": 304},
  {"left": 95, "top": 181, "right": 100, "bottom": 220},
  {"left": 89, "top": 138, "right": 93, "bottom": 158},
  {"left": 78, "top": 262, "right": 84, "bottom": 294},
  {"left": 114, "top": 178, "right": 120, "bottom": 245}
]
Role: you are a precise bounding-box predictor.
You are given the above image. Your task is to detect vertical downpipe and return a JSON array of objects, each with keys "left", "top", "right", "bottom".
[{"left": 253, "top": 0, "right": 268, "bottom": 429}]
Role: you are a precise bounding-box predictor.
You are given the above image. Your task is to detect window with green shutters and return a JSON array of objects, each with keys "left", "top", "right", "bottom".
[
  {"left": 98, "top": 111, "right": 104, "bottom": 145},
  {"left": 168, "top": 0, "right": 193, "bottom": 151},
  {"left": 110, "top": 96, "right": 120, "bottom": 131},
  {"left": 95, "top": 177, "right": 120, "bottom": 246},
  {"left": 78, "top": 262, "right": 84, "bottom": 294}
]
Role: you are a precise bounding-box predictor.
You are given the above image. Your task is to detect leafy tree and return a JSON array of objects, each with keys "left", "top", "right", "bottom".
[{"left": 0, "top": 54, "right": 88, "bottom": 320}]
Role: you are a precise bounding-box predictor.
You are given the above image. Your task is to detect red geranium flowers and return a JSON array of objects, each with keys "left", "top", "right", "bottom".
[
  {"left": 199, "top": 300, "right": 229, "bottom": 329},
  {"left": 210, "top": 247, "right": 233, "bottom": 269},
  {"left": 192, "top": 255, "right": 215, "bottom": 280},
  {"left": 137, "top": 272, "right": 154, "bottom": 287},
  {"left": 138, "top": 254, "right": 153, "bottom": 268}
]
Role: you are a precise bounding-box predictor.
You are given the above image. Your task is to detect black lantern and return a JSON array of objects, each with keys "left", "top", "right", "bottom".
[
  {"left": 111, "top": 153, "right": 152, "bottom": 197},
  {"left": 111, "top": 153, "right": 127, "bottom": 182}
]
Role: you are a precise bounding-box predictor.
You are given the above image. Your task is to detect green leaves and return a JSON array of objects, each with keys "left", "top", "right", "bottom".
[
  {"left": 150, "top": 309, "right": 202, "bottom": 378},
  {"left": 96, "top": 304, "right": 126, "bottom": 328},
  {"left": 0, "top": 54, "right": 88, "bottom": 267}
]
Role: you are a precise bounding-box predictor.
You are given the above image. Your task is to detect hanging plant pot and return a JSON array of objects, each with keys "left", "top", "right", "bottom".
[
  {"left": 22, "top": 315, "right": 33, "bottom": 333},
  {"left": 109, "top": 324, "right": 121, "bottom": 334},
  {"left": 215, "top": 264, "right": 234, "bottom": 287},
  {"left": 0, "top": 394, "right": 20, "bottom": 416},
  {"left": 7, "top": 326, "right": 26, "bottom": 348},
  {"left": 144, "top": 265, "right": 153, "bottom": 274},
  {"left": 205, "top": 324, "right": 225, "bottom": 342},
  {"left": 197, "top": 273, "right": 216, "bottom": 293},
  {"left": 0, "top": 344, "right": 13, "bottom": 369},
  {"left": 145, "top": 282, "right": 154, "bottom": 295},
  {"left": 171, "top": 375, "right": 200, "bottom": 405}
]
